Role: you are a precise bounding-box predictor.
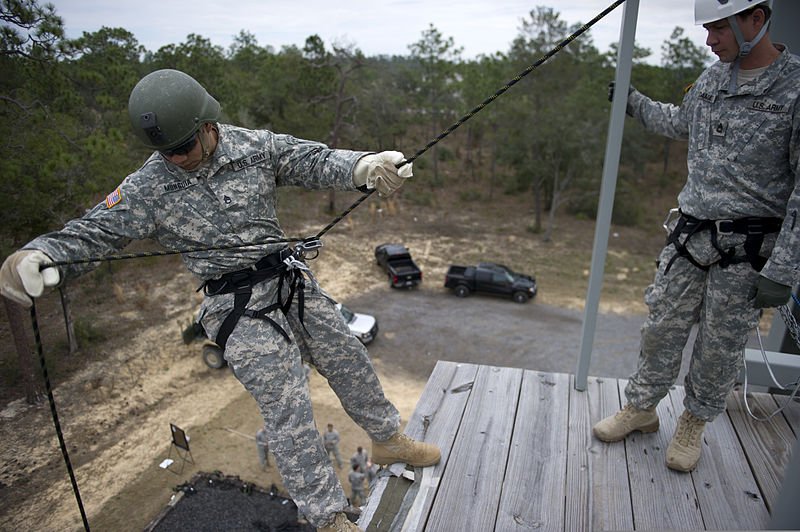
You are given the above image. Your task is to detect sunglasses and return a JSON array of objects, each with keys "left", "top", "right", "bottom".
[{"left": 161, "top": 133, "right": 198, "bottom": 157}]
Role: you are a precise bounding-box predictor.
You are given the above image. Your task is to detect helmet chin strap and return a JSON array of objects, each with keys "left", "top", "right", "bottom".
[
  {"left": 198, "top": 123, "right": 218, "bottom": 162},
  {"left": 726, "top": 13, "right": 771, "bottom": 92}
]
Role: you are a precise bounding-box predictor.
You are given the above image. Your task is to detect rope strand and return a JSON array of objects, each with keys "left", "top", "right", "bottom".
[{"left": 31, "top": 303, "right": 91, "bottom": 531}]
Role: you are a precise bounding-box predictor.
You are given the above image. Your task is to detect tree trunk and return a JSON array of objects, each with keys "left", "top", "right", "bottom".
[
  {"left": 431, "top": 89, "right": 439, "bottom": 186},
  {"left": 489, "top": 137, "right": 496, "bottom": 200},
  {"left": 3, "top": 296, "right": 42, "bottom": 404},
  {"left": 466, "top": 125, "right": 474, "bottom": 180},
  {"left": 543, "top": 172, "right": 560, "bottom": 243},
  {"left": 328, "top": 190, "right": 336, "bottom": 213},
  {"left": 59, "top": 286, "right": 78, "bottom": 355}
]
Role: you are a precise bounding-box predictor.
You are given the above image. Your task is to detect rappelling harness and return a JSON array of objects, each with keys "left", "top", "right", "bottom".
[
  {"left": 663, "top": 208, "right": 782, "bottom": 274},
  {"left": 200, "top": 240, "right": 323, "bottom": 350},
  {"left": 663, "top": 209, "right": 800, "bottom": 419}
]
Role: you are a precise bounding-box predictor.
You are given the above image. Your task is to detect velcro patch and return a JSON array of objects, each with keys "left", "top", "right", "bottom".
[
  {"left": 231, "top": 150, "right": 268, "bottom": 171},
  {"left": 749, "top": 100, "right": 788, "bottom": 113},
  {"left": 106, "top": 188, "right": 122, "bottom": 208}
]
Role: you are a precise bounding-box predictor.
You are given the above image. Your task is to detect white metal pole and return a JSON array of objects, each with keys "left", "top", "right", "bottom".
[{"left": 574, "top": 0, "right": 639, "bottom": 391}]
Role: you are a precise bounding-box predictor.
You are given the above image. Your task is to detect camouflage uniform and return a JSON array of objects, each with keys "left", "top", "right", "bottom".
[
  {"left": 348, "top": 467, "right": 366, "bottom": 507},
  {"left": 350, "top": 448, "right": 368, "bottom": 473},
  {"left": 623, "top": 45, "right": 800, "bottom": 421},
  {"left": 24, "top": 124, "right": 401, "bottom": 527},
  {"left": 323, "top": 427, "right": 343, "bottom": 467},
  {"left": 256, "top": 426, "right": 270, "bottom": 467}
]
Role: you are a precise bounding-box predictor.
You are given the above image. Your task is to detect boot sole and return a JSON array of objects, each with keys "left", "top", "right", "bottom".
[
  {"left": 666, "top": 457, "right": 699, "bottom": 472},
  {"left": 593, "top": 418, "right": 660, "bottom": 442},
  {"left": 372, "top": 455, "right": 441, "bottom": 467}
]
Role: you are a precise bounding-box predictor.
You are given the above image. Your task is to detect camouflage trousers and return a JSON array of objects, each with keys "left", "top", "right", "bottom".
[
  {"left": 200, "top": 275, "right": 400, "bottom": 527},
  {"left": 625, "top": 234, "right": 763, "bottom": 421},
  {"left": 350, "top": 486, "right": 366, "bottom": 507}
]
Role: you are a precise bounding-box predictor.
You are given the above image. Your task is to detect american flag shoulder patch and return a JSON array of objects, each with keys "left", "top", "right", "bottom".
[{"left": 106, "top": 188, "right": 122, "bottom": 208}]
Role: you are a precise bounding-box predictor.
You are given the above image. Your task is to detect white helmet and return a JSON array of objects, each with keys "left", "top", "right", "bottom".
[
  {"left": 694, "top": 0, "right": 773, "bottom": 25},
  {"left": 695, "top": 0, "right": 772, "bottom": 62}
]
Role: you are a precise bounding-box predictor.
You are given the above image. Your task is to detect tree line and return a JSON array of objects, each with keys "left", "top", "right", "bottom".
[{"left": 0, "top": 1, "right": 711, "bottom": 254}]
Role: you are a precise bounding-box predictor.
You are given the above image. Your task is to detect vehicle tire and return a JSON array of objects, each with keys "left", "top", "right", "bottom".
[
  {"left": 454, "top": 285, "right": 470, "bottom": 298},
  {"left": 202, "top": 344, "right": 226, "bottom": 369},
  {"left": 512, "top": 291, "right": 528, "bottom": 303}
]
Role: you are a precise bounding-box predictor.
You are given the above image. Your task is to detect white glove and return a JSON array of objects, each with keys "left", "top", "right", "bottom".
[
  {"left": 0, "top": 249, "right": 60, "bottom": 307},
  {"left": 353, "top": 151, "right": 413, "bottom": 197}
]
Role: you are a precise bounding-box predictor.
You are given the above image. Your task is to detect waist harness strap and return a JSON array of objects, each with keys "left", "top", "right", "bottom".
[
  {"left": 664, "top": 213, "right": 782, "bottom": 275},
  {"left": 201, "top": 248, "right": 308, "bottom": 350}
]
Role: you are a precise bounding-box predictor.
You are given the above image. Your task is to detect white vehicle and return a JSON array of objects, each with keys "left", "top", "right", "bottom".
[
  {"left": 193, "top": 303, "right": 379, "bottom": 369},
  {"left": 336, "top": 303, "right": 378, "bottom": 344}
]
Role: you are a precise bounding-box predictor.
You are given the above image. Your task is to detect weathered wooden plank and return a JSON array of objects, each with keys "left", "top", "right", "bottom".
[
  {"left": 565, "top": 376, "right": 634, "bottom": 532},
  {"left": 359, "top": 360, "right": 479, "bottom": 532},
  {"left": 494, "top": 370, "right": 570, "bottom": 531},
  {"left": 424, "top": 365, "right": 523, "bottom": 532},
  {"left": 668, "top": 387, "right": 770, "bottom": 530},
  {"left": 625, "top": 382, "right": 704, "bottom": 530},
  {"left": 777, "top": 391, "right": 799, "bottom": 436},
  {"left": 396, "top": 361, "right": 480, "bottom": 532},
  {"left": 726, "top": 390, "right": 796, "bottom": 512}
]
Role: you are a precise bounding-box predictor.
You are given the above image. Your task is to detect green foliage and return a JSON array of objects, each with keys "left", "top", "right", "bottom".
[
  {"left": 1, "top": 0, "right": 65, "bottom": 60},
  {"left": 526, "top": 223, "right": 542, "bottom": 234},
  {"left": 458, "top": 189, "right": 482, "bottom": 202},
  {"left": 611, "top": 177, "right": 643, "bottom": 227},
  {"left": 408, "top": 23, "right": 463, "bottom": 185},
  {"left": 437, "top": 145, "right": 454, "bottom": 161},
  {"left": 403, "top": 186, "right": 434, "bottom": 207},
  {"left": 74, "top": 317, "right": 106, "bottom": 345}
]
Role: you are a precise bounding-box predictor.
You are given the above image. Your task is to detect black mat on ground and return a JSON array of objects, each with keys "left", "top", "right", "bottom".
[{"left": 148, "top": 471, "right": 358, "bottom": 531}]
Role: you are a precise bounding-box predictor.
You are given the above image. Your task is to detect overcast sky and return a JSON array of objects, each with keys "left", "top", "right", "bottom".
[{"left": 51, "top": 0, "right": 709, "bottom": 66}]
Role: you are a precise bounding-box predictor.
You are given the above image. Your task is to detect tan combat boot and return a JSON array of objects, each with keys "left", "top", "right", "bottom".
[
  {"left": 666, "top": 410, "right": 706, "bottom": 472},
  {"left": 317, "top": 512, "right": 362, "bottom": 532},
  {"left": 592, "top": 402, "right": 659, "bottom": 442},
  {"left": 371, "top": 432, "right": 441, "bottom": 467}
]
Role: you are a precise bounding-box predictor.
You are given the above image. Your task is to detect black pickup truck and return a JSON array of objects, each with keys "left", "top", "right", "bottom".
[
  {"left": 375, "top": 243, "right": 423, "bottom": 288},
  {"left": 444, "top": 262, "right": 537, "bottom": 303}
]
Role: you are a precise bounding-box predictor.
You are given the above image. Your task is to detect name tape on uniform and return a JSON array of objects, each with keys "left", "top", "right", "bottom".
[{"left": 231, "top": 151, "right": 268, "bottom": 171}]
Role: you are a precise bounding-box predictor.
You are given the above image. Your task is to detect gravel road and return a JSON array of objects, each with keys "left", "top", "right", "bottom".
[{"left": 344, "top": 283, "right": 649, "bottom": 382}]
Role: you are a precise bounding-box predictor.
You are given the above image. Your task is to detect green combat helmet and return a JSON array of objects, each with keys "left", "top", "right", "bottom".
[{"left": 128, "top": 69, "right": 221, "bottom": 151}]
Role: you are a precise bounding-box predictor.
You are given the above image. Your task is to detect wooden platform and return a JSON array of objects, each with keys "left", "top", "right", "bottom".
[{"left": 358, "top": 361, "right": 800, "bottom": 531}]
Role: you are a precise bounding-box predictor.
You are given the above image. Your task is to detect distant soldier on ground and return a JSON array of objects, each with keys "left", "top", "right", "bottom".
[
  {"left": 256, "top": 425, "right": 270, "bottom": 469},
  {"left": 324, "top": 423, "right": 343, "bottom": 468},
  {"left": 348, "top": 464, "right": 366, "bottom": 508},
  {"left": 350, "top": 446, "right": 368, "bottom": 473}
]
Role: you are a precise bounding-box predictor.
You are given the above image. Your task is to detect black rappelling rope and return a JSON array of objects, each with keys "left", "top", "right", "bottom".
[
  {"left": 30, "top": 303, "right": 91, "bottom": 531},
  {"left": 29, "top": 1, "right": 626, "bottom": 529}
]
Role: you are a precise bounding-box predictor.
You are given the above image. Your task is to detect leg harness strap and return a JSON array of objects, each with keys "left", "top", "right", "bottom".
[
  {"left": 200, "top": 248, "right": 308, "bottom": 350},
  {"left": 664, "top": 212, "right": 782, "bottom": 275}
]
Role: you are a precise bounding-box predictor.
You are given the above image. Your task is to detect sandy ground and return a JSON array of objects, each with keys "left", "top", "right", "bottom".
[
  {"left": 0, "top": 257, "right": 426, "bottom": 532},
  {"left": 0, "top": 190, "right": 776, "bottom": 531}
]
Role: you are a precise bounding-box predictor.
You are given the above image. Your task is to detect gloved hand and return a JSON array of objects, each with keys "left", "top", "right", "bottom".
[
  {"left": 752, "top": 275, "right": 792, "bottom": 308},
  {"left": 608, "top": 81, "right": 635, "bottom": 102},
  {"left": 353, "top": 151, "right": 412, "bottom": 197},
  {"left": 0, "top": 249, "right": 60, "bottom": 307}
]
